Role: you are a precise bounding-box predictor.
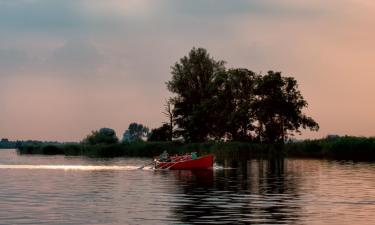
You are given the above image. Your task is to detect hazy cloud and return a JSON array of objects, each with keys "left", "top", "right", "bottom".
[
  {"left": 48, "top": 40, "right": 103, "bottom": 76},
  {"left": 0, "top": 0, "right": 86, "bottom": 33},
  {"left": 0, "top": 48, "right": 34, "bottom": 74},
  {"left": 162, "top": 0, "right": 323, "bottom": 18}
]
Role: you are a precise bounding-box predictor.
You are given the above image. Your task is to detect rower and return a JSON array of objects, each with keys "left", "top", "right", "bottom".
[
  {"left": 191, "top": 152, "right": 198, "bottom": 160},
  {"left": 159, "top": 150, "right": 170, "bottom": 162}
]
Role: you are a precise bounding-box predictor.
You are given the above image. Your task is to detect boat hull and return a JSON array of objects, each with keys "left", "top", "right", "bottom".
[{"left": 155, "top": 154, "right": 214, "bottom": 170}]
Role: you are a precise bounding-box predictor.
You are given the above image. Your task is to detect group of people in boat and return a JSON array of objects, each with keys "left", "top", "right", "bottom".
[{"left": 157, "top": 150, "right": 198, "bottom": 162}]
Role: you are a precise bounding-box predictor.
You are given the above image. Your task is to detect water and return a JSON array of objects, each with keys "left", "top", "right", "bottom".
[{"left": 0, "top": 150, "right": 375, "bottom": 224}]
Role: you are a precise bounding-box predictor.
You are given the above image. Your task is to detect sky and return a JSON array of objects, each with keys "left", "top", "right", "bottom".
[{"left": 0, "top": 0, "right": 375, "bottom": 141}]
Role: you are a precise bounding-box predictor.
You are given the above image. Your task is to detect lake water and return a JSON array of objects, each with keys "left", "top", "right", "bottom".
[{"left": 0, "top": 149, "right": 374, "bottom": 224}]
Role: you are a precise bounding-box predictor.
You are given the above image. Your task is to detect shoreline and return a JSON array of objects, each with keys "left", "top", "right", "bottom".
[{"left": 16, "top": 136, "right": 375, "bottom": 161}]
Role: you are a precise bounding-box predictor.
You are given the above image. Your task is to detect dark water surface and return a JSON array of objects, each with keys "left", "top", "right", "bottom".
[{"left": 0, "top": 150, "right": 375, "bottom": 224}]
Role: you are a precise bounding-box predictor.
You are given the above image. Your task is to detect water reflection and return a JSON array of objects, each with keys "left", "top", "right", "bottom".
[
  {"left": 168, "top": 158, "right": 301, "bottom": 224},
  {"left": 1, "top": 150, "right": 375, "bottom": 224}
]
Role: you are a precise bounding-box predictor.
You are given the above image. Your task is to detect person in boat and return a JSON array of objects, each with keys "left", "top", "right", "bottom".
[{"left": 159, "top": 150, "right": 170, "bottom": 162}]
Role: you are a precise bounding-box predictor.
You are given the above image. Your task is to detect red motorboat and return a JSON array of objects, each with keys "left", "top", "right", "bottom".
[{"left": 154, "top": 154, "right": 214, "bottom": 170}]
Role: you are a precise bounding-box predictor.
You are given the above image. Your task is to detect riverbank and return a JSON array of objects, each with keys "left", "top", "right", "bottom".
[
  {"left": 17, "top": 141, "right": 274, "bottom": 159},
  {"left": 16, "top": 136, "right": 375, "bottom": 161},
  {"left": 286, "top": 136, "right": 375, "bottom": 160}
]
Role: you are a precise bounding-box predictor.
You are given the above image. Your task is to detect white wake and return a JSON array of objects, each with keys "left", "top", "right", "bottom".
[{"left": 0, "top": 164, "right": 153, "bottom": 171}]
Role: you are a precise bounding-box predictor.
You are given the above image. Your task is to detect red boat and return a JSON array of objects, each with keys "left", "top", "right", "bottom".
[{"left": 154, "top": 154, "right": 214, "bottom": 170}]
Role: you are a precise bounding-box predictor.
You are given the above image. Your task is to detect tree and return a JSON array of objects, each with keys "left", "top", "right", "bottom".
[
  {"left": 82, "top": 128, "right": 119, "bottom": 145},
  {"left": 167, "top": 47, "right": 226, "bottom": 142},
  {"left": 123, "top": 123, "right": 149, "bottom": 142},
  {"left": 166, "top": 48, "right": 319, "bottom": 143},
  {"left": 148, "top": 124, "right": 172, "bottom": 142},
  {"left": 162, "top": 99, "right": 174, "bottom": 141},
  {"left": 254, "top": 71, "right": 319, "bottom": 143},
  {"left": 212, "top": 68, "right": 258, "bottom": 141}
]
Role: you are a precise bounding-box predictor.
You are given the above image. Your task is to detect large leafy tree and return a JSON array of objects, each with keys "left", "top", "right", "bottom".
[
  {"left": 254, "top": 71, "right": 319, "bottom": 143},
  {"left": 82, "top": 128, "right": 119, "bottom": 145},
  {"left": 212, "top": 68, "right": 258, "bottom": 141},
  {"left": 167, "top": 47, "right": 226, "bottom": 142},
  {"left": 166, "top": 48, "right": 319, "bottom": 144}
]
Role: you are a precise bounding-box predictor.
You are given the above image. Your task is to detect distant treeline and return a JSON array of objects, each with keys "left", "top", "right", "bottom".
[
  {"left": 0, "top": 138, "right": 63, "bottom": 149},
  {"left": 17, "top": 136, "right": 375, "bottom": 161},
  {"left": 0, "top": 138, "right": 17, "bottom": 149},
  {"left": 286, "top": 136, "right": 375, "bottom": 160},
  {"left": 16, "top": 140, "right": 281, "bottom": 159}
]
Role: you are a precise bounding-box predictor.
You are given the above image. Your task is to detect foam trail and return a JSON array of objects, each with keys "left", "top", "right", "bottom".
[
  {"left": 0, "top": 164, "right": 152, "bottom": 171},
  {"left": 213, "top": 163, "right": 235, "bottom": 170}
]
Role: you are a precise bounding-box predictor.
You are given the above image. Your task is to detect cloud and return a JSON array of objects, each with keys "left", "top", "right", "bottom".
[
  {"left": 0, "top": 48, "right": 34, "bottom": 75},
  {"left": 82, "top": 0, "right": 157, "bottom": 18},
  {"left": 0, "top": 40, "right": 103, "bottom": 78},
  {"left": 0, "top": 0, "right": 86, "bottom": 33},
  {"left": 0, "top": 0, "right": 327, "bottom": 37},
  {"left": 163, "top": 0, "right": 322, "bottom": 18},
  {"left": 47, "top": 39, "right": 103, "bottom": 76}
]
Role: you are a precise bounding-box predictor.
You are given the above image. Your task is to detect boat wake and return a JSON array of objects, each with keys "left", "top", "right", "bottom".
[
  {"left": 0, "top": 164, "right": 154, "bottom": 171},
  {"left": 212, "top": 164, "right": 236, "bottom": 170},
  {"left": 0, "top": 164, "right": 231, "bottom": 171}
]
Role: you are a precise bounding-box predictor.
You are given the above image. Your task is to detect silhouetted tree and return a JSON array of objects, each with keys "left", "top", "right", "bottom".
[
  {"left": 167, "top": 47, "right": 226, "bottom": 142},
  {"left": 123, "top": 123, "right": 149, "bottom": 142},
  {"left": 148, "top": 124, "right": 172, "bottom": 142},
  {"left": 254, "top": 71, "right": 319, "bottom": 143},
  {"left": 163, "top": 99, "right": 174, "bottom": 141},
  {"left": 82, "top": 128, "right": 119, "bottom": 145},
  {"left": 166, "top": 48, "right": 319, "bottom": 144},
  {"left": 212, "top": 68, "right": 258, "bottom": 141}
]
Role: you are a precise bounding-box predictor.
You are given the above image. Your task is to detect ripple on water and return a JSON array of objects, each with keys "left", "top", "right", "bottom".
[{"left": 0, "top": 150, "right": 375, "bottom": 224}]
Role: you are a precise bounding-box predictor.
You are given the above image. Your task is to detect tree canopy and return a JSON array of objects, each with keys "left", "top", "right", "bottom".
[
  {"left": 166, "top": 47, "right": 319, "bottom": 143},
  {"left": 253, "top": 71, "right": 319, "bottom": 143},
  {"left": 167, "top": 47, "right": 226, "bottom": 142},
  {"left": 148, "top": 124, "right": 172, "bottom": 142},
  {"left": 211, "top": 68, "right": 258, "bottom": 141},
  {"left": 82, "top": 128, "right": 119, "bottom": 145},
  {"left": 123, "top": 123, "right": 149, "bottom": 142}
]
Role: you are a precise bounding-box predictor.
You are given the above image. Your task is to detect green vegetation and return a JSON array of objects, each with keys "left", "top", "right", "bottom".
[
  {"left": 16, "top": 136, "right": 375, "bottom": 161},
  {"left": 0, "top": 138, "right": 61, "bottom": 149},
  {"left": 148, "top": 124, "right": 172, "bottom": 142},
  {"left": 0, "top": 138, "right": 16, "bottom": 149},
  {"left": 286, "top": 136, "right": 375, "bottom": 160},
  {"left": 123, "top": 123, "right": 150, "bottom": 142},
  {"left": 82, "top": 128, "right": 119, "bottom": 145},
  {"left": 17, "top": 141, "right": 275, "bottom": 159}
]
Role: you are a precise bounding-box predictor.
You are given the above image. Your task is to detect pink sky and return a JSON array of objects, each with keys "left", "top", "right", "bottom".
[{"left": 0, "top": 0, "right": 374, "bottom": 141}]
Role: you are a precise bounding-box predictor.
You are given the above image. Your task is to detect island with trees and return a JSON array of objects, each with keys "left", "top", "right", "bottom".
[{"left": 14, "top": 48, "right": 375, "bottom": 161}]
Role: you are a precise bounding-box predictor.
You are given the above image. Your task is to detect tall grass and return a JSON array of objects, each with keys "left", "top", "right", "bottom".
[
  {"left": 17, "top": 141, "right": 276, "bottom": 159},
  {"left": 285, "top": 136, "right": 375, "bottom": 160},
  {"left": 17, "top": 136, "right": 375, "bottom": 161}
]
